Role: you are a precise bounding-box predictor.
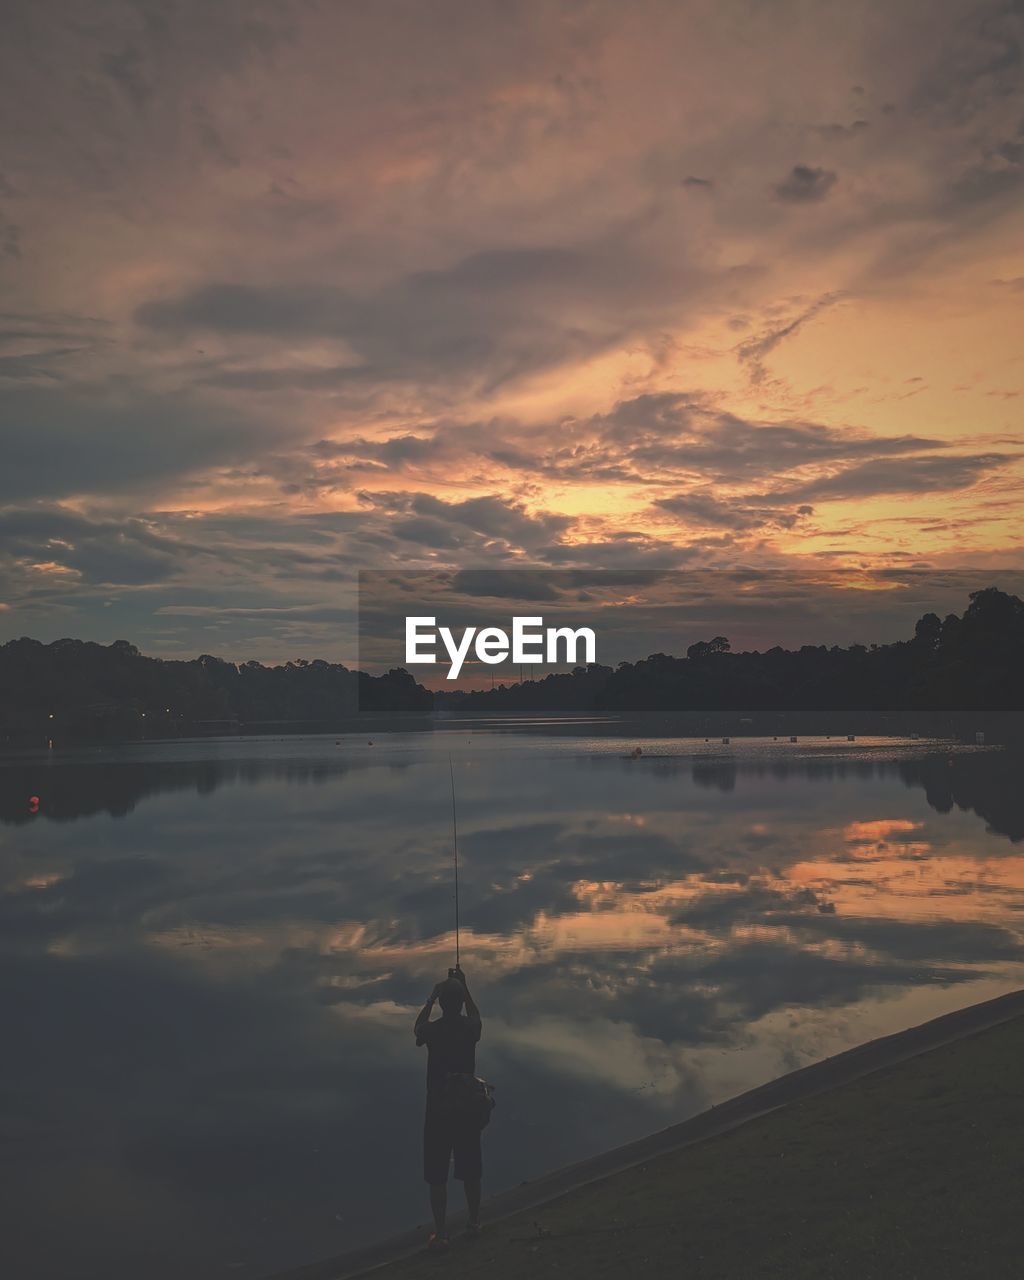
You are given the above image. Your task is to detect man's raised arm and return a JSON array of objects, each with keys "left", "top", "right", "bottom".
[
  {"left": 455, "top": 968, "right": 481, "bottom": 1033},
  {"left": 415, "top": 982, "right": 442, "bottom": 1041}
]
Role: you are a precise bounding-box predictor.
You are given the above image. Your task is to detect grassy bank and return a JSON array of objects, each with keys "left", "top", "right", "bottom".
[{"left": 372, "top": 1015, "right": 1024, "bottom": 1279}]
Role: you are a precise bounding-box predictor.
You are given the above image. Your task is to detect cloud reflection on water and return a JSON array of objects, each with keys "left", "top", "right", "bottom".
[{"left": 0, "top": 734, "right": 1022, "bottom": 1278}]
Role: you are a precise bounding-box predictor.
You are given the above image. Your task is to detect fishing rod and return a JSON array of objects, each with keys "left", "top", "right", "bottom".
[{"left": 448, "top": 753, "right": 461, "bottom": 974}]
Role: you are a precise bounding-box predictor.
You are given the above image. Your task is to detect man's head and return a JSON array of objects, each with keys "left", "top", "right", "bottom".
[{"left": 437, "top": 977, "right": 466, "bottom": 1016}]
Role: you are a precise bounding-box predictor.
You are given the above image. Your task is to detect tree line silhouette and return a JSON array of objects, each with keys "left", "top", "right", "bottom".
[
  {"left": 448, "top": 586, "right": 1024, "bottom": 714},
  {"left": 455, "top": 586, "right": 1024, "bottom": 716},
  {"left": 1, "top": 588, "right": 1022, "bottom": 743},
  {"left": 0, "top": 640, "right": 429, "bottom": 743}
]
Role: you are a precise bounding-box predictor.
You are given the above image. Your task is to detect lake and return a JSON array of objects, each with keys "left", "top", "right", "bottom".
[{"left": 2, "top": 725, "right": 1022, "bottom": 1278}]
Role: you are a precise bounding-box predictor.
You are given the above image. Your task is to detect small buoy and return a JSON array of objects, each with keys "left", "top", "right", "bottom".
[
  {"left": 29, "top": 795, "right": 40, "bottom": 814},
  {"left": 368, "top": 740, "right": 374, "bottom": 746}
]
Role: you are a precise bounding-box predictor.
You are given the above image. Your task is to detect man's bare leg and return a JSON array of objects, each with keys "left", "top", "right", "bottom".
[{"left": 429, "top": 1182, "right": 447, "bottom": 1235}]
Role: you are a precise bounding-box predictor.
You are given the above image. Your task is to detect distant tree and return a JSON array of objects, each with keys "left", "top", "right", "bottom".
[
  {"left": 686, "top": 636, "right": 731, "bottom": 660},
  {"left": 965, "top": 587, "right": 1024, "bottom": 629},
  {"left": 914, "top": 613, "right": 942, "bottom": 650}
]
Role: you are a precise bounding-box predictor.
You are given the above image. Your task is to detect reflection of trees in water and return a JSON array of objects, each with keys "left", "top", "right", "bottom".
[
  {"left": 685, "top": 753, "right": 1024, "bottom": 843},
  {"left": 691, "top": 761, "right": 737, "bottom": 792},
  {"left": 0, "top": 756, "right": 413, "bottom": 824},
  {"left": 896, "top": 752, "right": 1024, "bottom": 843},
  {"left": 2, "top": 745, "right": 1022, "bottom": 844}
]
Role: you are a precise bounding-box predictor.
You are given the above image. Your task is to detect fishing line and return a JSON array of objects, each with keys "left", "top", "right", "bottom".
[{"left": 449, "top": 753, "right": 460, "bottom": 968}]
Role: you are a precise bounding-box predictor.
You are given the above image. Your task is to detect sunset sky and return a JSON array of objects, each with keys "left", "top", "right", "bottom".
[{"left": 1, "top": 0, "right": 1022, "bottom": 662}]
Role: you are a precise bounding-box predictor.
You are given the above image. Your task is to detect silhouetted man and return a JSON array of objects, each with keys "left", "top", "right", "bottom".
[{"left": 414, "top": 966, "right": 483, "bottom": 1252}]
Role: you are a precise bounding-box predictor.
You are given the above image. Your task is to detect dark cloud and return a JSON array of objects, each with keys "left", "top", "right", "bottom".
[
  {"left": 789, "top": 915, "right": 1024, "bottom": 964},
  {"left": 593, "top": 393, "right": 945, "bottom": 485},
  {"left": 310, "top": 433, "right": 440, "bottom": 467},
  {"left": 0, "top": 506, "right": 190, "bottom": 586},
  {"left": 947, "top": 128, "right": 1024, "bottom": 208},
  {"left": 450, "top": 568, "right": 562, "bottom": 601},
  {"left": 0, "top": 212, "right": 20, "bottom": 260},
  {"left": 0, "top": 385, "right": 280, "bottom": 501},
  {"left": 335, "top": 393, "right": 950, "bottom": 508},
  {"left": 758, "top": 452, "right": 1013, "bottom": 504},
  {"left": 136, "top": 242, "right": 705, "bottom": 393},
  {"left": 539, "top": 536, "right": 702, "bottom": 569},
  {"left": 814, "top": 120, "right": 870, "bottom": 140},
  {"left": 102, "top": 40, "right": 152, "bottom": 111},
  {"left": 909, "top": 0, "right": 1023, "bottom": 121},
  {"left": 358, "top": 491, "right": 573, "bottom": 552},
  {"left": 655, "top": 490, "right": 813, "bottom": 532},
  {"left": 773, "top": 164, "right": 838, "bottom": 203}
]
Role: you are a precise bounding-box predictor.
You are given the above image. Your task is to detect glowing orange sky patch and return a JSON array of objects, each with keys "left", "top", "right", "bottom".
[{"left": 844, "top": 819, "right": 925, "bottom": 842}]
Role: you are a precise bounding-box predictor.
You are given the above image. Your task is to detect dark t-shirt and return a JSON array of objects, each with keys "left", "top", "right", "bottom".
[{"left": 417, "top": 1013, "right": 482, "bottom": 1100}]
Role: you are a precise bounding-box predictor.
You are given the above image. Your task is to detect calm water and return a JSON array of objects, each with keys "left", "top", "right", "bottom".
[{"left": 1, "top": 727, "right": 1022, "bottom": 1278}]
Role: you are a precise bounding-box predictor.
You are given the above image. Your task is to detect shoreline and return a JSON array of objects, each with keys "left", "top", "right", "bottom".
[
  {"left": 5, "top": 706, "right": 1022, "bottom": 754},
  {"left": 271, "top": 985, "right": 1024, "bottom": 1280}
]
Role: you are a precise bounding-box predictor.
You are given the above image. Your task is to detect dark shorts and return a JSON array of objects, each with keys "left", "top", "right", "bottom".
[{"left": 423, "top": 1104, "right": 482, "bottom": 1184}]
